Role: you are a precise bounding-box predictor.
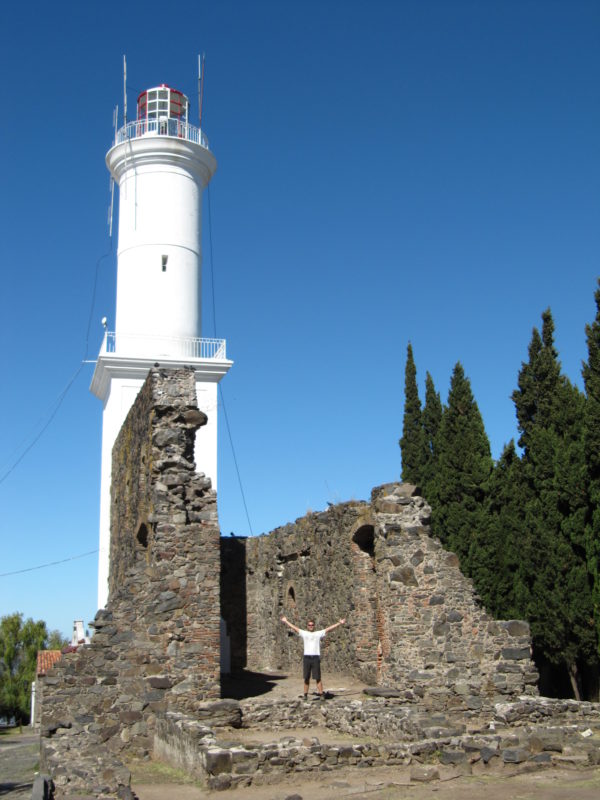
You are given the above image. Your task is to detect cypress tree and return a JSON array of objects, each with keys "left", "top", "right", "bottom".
[
  {"left": 421, "top": 371, "right": 443, "bottom": 498},
  {"left": 399, "top": 343, "right": 427, "bottom": 485},
  {"left": 583, "top": 280, "right": 600, "bottom": 664},
  {"left": 428, "top": 362, "right": 493, "bottom": 571},
  {"left": 512, "top": 309, "right": 596, "bottom": 698},
  {"left": 470, "top": 441, "right": 527, "bottom": 618}
]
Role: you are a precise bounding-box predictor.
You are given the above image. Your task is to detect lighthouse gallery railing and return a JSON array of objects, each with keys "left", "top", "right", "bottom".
[
  {"left": 114, "top": 119, "right": 210, "bottom": 149},
  {"left": 100, "top": 332, "right": 227, "bottom": 360}
]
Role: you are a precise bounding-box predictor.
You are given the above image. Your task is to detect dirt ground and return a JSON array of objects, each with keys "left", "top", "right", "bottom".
[
  {"left": 131, "top": 765, "right": 600, "bottom": 800},
  {"left": 0, "top": 728, "right": 39, "bottom": 798}
]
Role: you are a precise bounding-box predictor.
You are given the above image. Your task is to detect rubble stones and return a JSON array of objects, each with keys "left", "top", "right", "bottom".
[{"left": 152, "top": 696, "right": 600, "bottom": 789}]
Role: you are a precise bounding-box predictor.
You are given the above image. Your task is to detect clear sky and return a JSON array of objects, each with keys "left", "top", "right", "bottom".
[{"left": 0, "top": 1, "right": 598, "bottom": 638}]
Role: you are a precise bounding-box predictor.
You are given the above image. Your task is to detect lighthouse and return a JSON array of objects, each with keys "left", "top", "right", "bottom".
[{"left": 91, "top": 84, "right": 232, "bottom": 609}]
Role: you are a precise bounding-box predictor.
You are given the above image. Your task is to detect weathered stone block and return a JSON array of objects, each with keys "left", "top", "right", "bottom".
[
  {"left": 429, "top": 594, "right": 445, "bottom": 605},
  {"left": 480, "top": 747, "right": 500, "bottom": 764},
  {"left": 410, "top": 765, "right": 439, "bottom": 782},
  {"left": 501, "top": 647, "right": 530, "bottom": 661},
  {"left": 439, "top": 749, "right": 467, "bottom": 765},
  {"left": 203, "top": 749, "right": 233, "bottom": 775},
  {"left": 503, "top": 748, "right": 529, "bottom": 763},
  {"left": 390, "top": 566, "right": 418, "bottom": 586},
  {"left": 501, "top": 620, "right": 530, "bottom": 637},
  {"left": 147, "top": 676, "right": 173, "bottom": 689}
]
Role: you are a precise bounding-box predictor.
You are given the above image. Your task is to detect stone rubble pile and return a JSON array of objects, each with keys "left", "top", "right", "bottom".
[{"left": 154, "top": 694, "right": 600, "bottom": 791}]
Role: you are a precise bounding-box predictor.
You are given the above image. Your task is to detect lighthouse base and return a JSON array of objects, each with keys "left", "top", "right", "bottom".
[{"left": 91, "top": 344, "right": 232, "bottom": 610}]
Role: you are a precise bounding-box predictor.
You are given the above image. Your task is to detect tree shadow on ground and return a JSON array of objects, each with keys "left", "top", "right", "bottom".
[
  {"left": 221, "top": 670, "right": 289, "bottom": 700},
  {"left": 0, "top": 781, "right": 33, "bottom": 796}
]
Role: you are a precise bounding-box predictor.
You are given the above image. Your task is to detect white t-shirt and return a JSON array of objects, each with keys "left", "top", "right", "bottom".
[{"left": 299, "top": 629, "right": 326, "bottom": 656}]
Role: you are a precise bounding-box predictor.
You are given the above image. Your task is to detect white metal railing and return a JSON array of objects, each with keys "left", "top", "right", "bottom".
[
  {"left": 114, "top": 119, "right": 210, "bottom": 150},
  {"left": 101, "top": 331, "right": 227, "bottom": 360}
]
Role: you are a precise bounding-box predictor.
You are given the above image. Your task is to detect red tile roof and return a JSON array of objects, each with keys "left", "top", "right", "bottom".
[{"left": 36, "top": 650, "right": 62, "bottom": 676}]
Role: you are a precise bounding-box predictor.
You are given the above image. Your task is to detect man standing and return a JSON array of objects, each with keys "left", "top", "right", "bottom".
[{"left": 281, "top": 615, "right": 346, "bottom": 700}]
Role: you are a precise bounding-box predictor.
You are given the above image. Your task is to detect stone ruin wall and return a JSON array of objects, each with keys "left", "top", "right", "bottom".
[
  {"left": 38, "top": 367, "right": 542, "bottom": 796},
  {"left": 222, "top": 483, "right": 538, "bottom": 711},
  {"left": 40, "top": 368, "right": 222, "bottom": 797},
  {"left": 107, "top": 367, "right": 221, "bottom": 704},
  {"left": 222, "top": 500, "right": 379, "bottom": 678}
]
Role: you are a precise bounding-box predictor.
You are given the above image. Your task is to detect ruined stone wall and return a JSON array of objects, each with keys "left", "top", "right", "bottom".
[
  {"left": 107, "top": 368, "right": 221, "bottom": 703},
  {"left": 370, "top": 484, "right": 538, "bottom": 709},
  {"left": 155, "top": 696, "right": 600, "bottom": 791},
  {"left": 226, "top": 502, "right": 373, "bottom": 677},
  {"left": 231, "top": 483, "right": 538, "bottom": 710},
  {"left": 40, "top": 368, "right": 222, "bottom": 798}
]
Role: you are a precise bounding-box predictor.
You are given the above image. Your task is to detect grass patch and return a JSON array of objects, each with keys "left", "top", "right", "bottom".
[
  {"left": 126, "top": 758, "right": 204, "bottom": 787},
  {"left": 0, "top": 726, "right": 30, "bottom": 739}
]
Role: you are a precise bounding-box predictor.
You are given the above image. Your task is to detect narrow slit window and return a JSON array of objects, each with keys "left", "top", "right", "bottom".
[{"left": 161, "top": 255, "right": 168, "bottom": 272}]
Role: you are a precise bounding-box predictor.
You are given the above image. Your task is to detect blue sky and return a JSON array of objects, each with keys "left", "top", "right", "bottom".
[{"left": 0, "top": 1, "right": 598, "bottom": 638}]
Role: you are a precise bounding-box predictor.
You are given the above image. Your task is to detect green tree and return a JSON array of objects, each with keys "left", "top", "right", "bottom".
[
  {"left": 470, "top": 440, "right": 527, "bottom": 618},
  {"left": 512, "top": 309, "right": 597, "bottom": 699},
  {"left": 428, "top": 362, "right": 493, "bottom": 571},
  {"left": 47, "top": 630, "right": 69, "bottom": 650},
  {"left": 421, "top": 371, "right": 443, "bottom": 497},
  {"left": 583, "top": 279, "right": 600, "bottom": 663},
  {"left": 0, "top": 613, "right": 50, "bottom": 725},
  {"left": 399, "top": 342, "right": 427, "bottom": 485}
]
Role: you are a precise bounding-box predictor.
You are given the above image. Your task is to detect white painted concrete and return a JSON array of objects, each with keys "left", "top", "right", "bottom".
[{"left": 107, "top": 132, "right": 216, "bottom": 348}]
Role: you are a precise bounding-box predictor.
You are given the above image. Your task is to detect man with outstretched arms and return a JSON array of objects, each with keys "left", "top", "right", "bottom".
[{"left": 281, "top": 615, "right": 346, "bottom": 701}]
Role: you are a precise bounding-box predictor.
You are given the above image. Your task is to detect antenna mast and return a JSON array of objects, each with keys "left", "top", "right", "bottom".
[
  {"left": 198, "top": 53, "right": 205, "bottom": 128},
  {"left": 123, "top": 54, "right": 128, "bottom": 126},
  {"left": 108, "top": 104, "right": 118, "bottom": 237}
]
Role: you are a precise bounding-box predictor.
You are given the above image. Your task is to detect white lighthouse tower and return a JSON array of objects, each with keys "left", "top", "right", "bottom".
[{"left": 91, "top": 83, "right": 232, "bottom": 609}]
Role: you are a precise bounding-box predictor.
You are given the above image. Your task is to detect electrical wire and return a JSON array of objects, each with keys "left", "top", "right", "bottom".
[
  {"left": 0, "top": 364, "right": 83, "bottom": 486},
  {"left": 219, "top": 384, "right": 254, "bottom": 537},
  {"left": 207, "top": 184, "right": 254, "bottom": 536},
  {"left": 0, "top": 550, "right": 99, "bottom": 578},
  {"left": 2, "top": 112, "right": 252, "bottom": 572},
  {"left": 0, "top": 245, "right": 112, "bottom": 487}
]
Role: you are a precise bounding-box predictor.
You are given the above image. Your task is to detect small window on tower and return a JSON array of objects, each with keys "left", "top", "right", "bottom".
[{"left": 162, "top": 255, "right": 168, "bottom": 272}]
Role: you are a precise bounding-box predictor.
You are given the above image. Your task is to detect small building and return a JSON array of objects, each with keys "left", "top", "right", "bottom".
[
  {"left": 31, "top": 650, "right": 62, "bottom": 728},
  {"left": 31, "top": 620, "right": 91, "bottom": 727}
]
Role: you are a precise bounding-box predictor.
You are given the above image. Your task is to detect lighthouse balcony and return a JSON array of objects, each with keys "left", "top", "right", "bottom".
[
  {"left": 100, "top": 331, "right": 227, "bottom": 361},
  {"left": 114, "top": 119, "right": 210, "bottom": 150}
]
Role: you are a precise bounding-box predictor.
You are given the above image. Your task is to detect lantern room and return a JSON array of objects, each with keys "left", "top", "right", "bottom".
[{"left": 137, "top": 85, "right": 189, "bottom": 123}]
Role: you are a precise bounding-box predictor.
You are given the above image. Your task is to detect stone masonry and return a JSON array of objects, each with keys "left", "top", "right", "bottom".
[
  {"left": 155, "top": 696, "right": 600, "bottom": 791},
  {"left": 39, "top": 368, "right": 223, "bottom": 797},
  {"left": 38, "top": 368, "right": 549, "bottom": 797},
  {"left": 221, "top": 483, "right": 538, "bottom": 711}
]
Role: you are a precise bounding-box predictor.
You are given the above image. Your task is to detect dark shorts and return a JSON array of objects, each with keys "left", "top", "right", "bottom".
[{"left": 303, "top": 655, "right": 321, "bottom": 682}]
